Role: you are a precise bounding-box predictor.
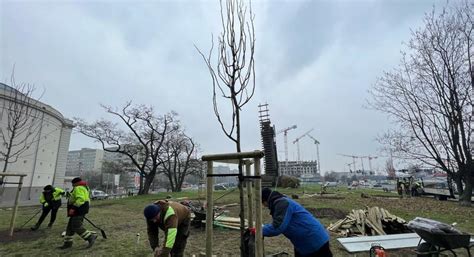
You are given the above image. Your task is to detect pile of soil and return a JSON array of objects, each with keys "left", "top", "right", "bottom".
[{"left": 306, "top": 207, "right": 347, "bottom": 219}]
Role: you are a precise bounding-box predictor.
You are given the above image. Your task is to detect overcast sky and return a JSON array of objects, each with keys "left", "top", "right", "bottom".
[{"left": 0, "top": 0, "right": 444, "bottom": 174}]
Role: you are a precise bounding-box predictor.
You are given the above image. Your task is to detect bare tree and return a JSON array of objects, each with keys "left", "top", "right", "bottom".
[
  {"left": 385, "top": 158, "right": 396, "bottom": 179},
  {"left": 74, "top": 102, "right": 179, "bottom": 194},
  {"left": 196, "top": 0, "right": 256, "bottom": 249},
  {"left": 0, "top": 73, "right": 43, "bottom": 174},
  {"left": 369, "top": 1, "right": 473, "bottom": 205},
  {"left": 160, "top": 130, "right": 196, "bottom": 192}
]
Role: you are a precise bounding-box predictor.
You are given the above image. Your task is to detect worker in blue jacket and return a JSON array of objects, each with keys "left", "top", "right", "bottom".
[{"left": 262, "top": 188, "right": 332, "bottom": 257}]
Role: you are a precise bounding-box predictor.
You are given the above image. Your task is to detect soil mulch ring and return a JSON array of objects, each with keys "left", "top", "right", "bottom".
[
  {"left": 0, "top": 229, "right": 46, "bottom": 243},
  {"left": 306, "top": 207, "right": 347, "bottom": 219}
]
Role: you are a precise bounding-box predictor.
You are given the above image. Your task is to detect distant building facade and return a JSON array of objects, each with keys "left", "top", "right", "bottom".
[
  {"left": 0, "top": 83, "right": 73, "bottom": 206},
  {"left": 66, "top": 148, "right": 104, "bottom": 176},
  {"left": 66, "top": 147, "right": 140, "bottom": 191},
  {"left": 278, "top": 161, "right": 318, "bottom": 177}
]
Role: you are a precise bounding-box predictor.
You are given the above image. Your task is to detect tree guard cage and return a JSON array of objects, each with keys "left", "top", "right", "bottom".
[
  {"left": 0, "top": 173, "right": 27, "bottom": 237},
  {"left": 202, "top": 150, "right": 264, "bottom": 257}
]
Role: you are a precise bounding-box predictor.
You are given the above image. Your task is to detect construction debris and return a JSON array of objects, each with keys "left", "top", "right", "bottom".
[
  {"left": 181, "top": 200, "right": 245, "bottom": 230},
  {"left": 328, "top": 206, "right": 411, "bottom": 236},
  {"left": 206, "top": 216, "right": 249, "bottom": 230}
]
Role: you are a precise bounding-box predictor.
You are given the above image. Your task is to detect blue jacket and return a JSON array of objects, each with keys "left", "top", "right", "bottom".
[{"left": 263, "top": 195, "right": 329, "bottom": 256}]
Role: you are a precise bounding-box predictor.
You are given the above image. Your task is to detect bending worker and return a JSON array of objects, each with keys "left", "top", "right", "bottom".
[
  {"left": 144, "top": 200, "right": 191, "bottom": 257},
  {"left": 31, "top": 185, "right": 65, "bottom": 230},
  {"left": 262, "top": 188, "right": 333, "bottom": 257},
  {"left": 59, "top": 177, "right": 97, "bottom": 249}
]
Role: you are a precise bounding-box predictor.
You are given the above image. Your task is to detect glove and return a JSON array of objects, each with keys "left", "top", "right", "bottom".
[
  {"left": 43, "top": 202, "right": 49, "bottom": 208},
  {"left": 67, "top": 208, "right": 76, "bottom": 217}
]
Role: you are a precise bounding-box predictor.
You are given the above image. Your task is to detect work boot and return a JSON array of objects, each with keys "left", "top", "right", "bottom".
[
  {"left": 30, "top": 224, "right": 40, "bottom": 231},
  {"left": 86, "top": 234, "right": 97, "bottom": 248},
  {"left": 57, "top": 241, "right": 73, "bottom": 249},
  {"left": 47, "top": 223, "right": 53, "bottom": 228}
]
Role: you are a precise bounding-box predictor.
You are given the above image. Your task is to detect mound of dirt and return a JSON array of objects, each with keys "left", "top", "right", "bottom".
[
  {"left": 0, "top": 229, "right": 46, "bottom": 243},
  {"left": 306, "top": 207, "right": 347, "bottom": 219},
  {"left": 277, "top": 175, "right": 300, "bottom": 188}
]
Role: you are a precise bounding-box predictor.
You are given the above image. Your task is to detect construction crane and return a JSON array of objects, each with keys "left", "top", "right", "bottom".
[
  {"left": 306, "top": 134, "right": 320, "bottom": 174},
  {"left": 338, "top": 154, "right": 359, "bottom": 172},
  {"left": 277, "top": 125, "right": 297, "bottom": 164},
  {"left": 361, "top": 155, "right": 378, "bottom": 173},
  {"left": 292, "top": 128, "right": 314, "bottom": 163}
]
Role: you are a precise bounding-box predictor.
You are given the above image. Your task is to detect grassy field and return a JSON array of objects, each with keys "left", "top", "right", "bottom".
[{"left": 0, "top": 186, "right": 473, "bottom": 256}]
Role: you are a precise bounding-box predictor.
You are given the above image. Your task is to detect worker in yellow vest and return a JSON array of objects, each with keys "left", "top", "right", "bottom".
[
  {"left": 31, "top": 185, "right": 65, "bottom": 230},
  {"left": 144, "top": 200, "right": 191, "bottom": 257},
  {"left": 58, "top": 177, "right": 97, "bottom": 249}
]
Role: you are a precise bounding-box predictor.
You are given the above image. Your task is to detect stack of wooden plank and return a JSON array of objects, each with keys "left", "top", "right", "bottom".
[
  {"left": 328, "top": 206, "right": 409, "bottom": 236},
  {"left": 203, "top": 216, "right": 248, "bottom": 230}
]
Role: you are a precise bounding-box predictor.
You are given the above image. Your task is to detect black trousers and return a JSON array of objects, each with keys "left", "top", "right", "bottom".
[
  {"left": 36, "top": 202, "right": 60, "bottom": 226},
  {"left": 295, "top": 242, "right": 333, "bottom": 257},
  {"left": 64, "top": 215, "right": 95, "bottom": 243}
]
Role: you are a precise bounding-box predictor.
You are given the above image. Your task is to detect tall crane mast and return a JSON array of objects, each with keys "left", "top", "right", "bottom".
[
  {"left": 306, "top": 134, "right": 320, "bottom": 174},
  {"left": 277, "top": 125, "right": 297, "bottom": 165},
  {"left": 361, "top": 155, "right": 378, "bottom": 172},
  {"left": 292, "top": 128, "right": 314, "bottom": 163},
  {"left": 338, "top": 154, "right": 360, "bottom": 172}
]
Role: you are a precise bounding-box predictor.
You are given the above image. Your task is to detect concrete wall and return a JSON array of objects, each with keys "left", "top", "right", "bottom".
[
  {"left": 0, "top": 83, "right": 73, "bottom": 207},
  {"left": 53, "top": 123, "right": 74, "bottom": 190}
]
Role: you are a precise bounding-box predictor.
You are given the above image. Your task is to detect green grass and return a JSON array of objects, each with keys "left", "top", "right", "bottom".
[{"left": 0, "top": 187, "right": 472, "bottom": 256}]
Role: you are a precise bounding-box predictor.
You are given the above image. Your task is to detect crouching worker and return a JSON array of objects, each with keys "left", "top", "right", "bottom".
[
  {"left": 58, "top": 177, "right": 97, "bottom": 249},
  {"left": 262, "top": 188, "right": 333, "bottom": 257},
  {"left": 144, "top": 200, "right": 191, "bottom": 257},
  {"left": 31, "top": 185, "right": 65, "bottom": 230}
]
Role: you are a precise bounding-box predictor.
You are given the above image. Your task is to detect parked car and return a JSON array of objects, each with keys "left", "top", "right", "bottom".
[
  {"left": 90, "top": 190, "right": 109, "bottom": 200},
  {"left": 214, "top": 184, "right": 227, "bottom": 191},
  {"left": 324, "top": 182, "right": 338, "bottom": 187}
]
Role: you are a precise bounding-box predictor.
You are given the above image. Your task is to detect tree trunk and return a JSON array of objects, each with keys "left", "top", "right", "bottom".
[
  {"left": 167, "top": 174, "right": 176, "bottom": 192},
  {"left": 176, "top": 177, "right": 184, "bottom": 193},
  {"left": 459, "top": 174, "right": 472, "bottom": 206},
  {"left": 454, "top": 174, "right": 464, "bottom": 197},
  {"left": 138, "top": 175, "right": 144, "bottom": 194},
  {"left": 234, "top": 106, "right": 246, "bottom": 257},
  {"left": 141, "top": 175, "right": 154, "bottom": 195},
  {"left": 2, "top": 127, "right": 16, "bottom": 173}
]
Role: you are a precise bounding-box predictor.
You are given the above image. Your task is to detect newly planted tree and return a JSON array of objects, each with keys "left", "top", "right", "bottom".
[{"left": 196, "top": 0, "right": 256, "bottom": 252}]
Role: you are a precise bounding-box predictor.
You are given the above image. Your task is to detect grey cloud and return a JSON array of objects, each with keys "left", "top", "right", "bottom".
[{"left": 0, "top": 0, "right": 444, "bottom": 172}]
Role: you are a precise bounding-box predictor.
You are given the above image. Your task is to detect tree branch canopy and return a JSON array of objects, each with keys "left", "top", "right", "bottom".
[
  {"left": 195, "top": 0, "right": 256, "bottom": 145},
  {"left": 74, "top": 103, "right": 182, "bottom": 194},
  {"left": 0, "top": 72, "right": 43, "bottom": 173},
  {"left": 369, "top": 1, "right": 474, "bottom": 204}
]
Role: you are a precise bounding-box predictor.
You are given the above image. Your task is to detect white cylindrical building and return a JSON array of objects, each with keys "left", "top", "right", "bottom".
[{"left": 0, "top": 83, "right": 73, "bottom": 206}]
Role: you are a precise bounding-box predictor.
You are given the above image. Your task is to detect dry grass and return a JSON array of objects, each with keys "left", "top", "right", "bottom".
[{"left": 0, "top": 186, "right": 472, "bottom": 256}]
